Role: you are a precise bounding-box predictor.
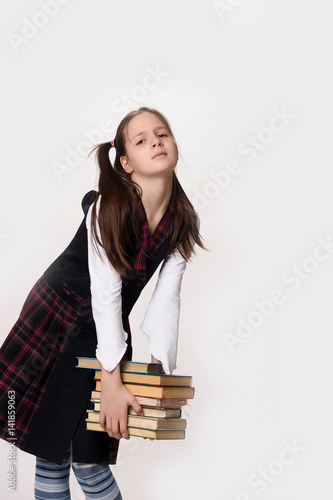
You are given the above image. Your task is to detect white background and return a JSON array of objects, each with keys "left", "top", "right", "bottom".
[{"left": 1, "top": 1, "right": 333, "bottom": 499}]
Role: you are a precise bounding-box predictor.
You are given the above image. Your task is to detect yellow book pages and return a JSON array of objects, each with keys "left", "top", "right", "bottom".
[
  {"left": 91, "top": 391, "right": 188, "bottom": 408},
  {"left": 86, "top": 420, "right": 185, "bottom": 439},
  {"left": 127, "top": 415, "right": 186, "bottom": 431},
  {"left": 94, "top": 380, "right": 194, "bottom": 399},
  {"left": 93, "top": 370, "right": 192, "bottom": 387},
  {"left": 77, "top": 358, "right": 163, "bottom": 373},
  {"left": 128, "top": 407, "right": 181, "bottom": 418},
  {"left": 86, "top": 411, "right": 186, "bottom": 430}
]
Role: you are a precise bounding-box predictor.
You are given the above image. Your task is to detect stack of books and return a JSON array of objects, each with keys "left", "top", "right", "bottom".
[{"left": 76, "top": 358, "right": 195, "bottom": 440}]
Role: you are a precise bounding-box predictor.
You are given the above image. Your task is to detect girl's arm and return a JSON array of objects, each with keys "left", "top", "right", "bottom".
[
  {"left": 86, "top": 202, "right": 144, "bottom": 439},
  {"left": 86, "top": 199, "right": 128, "bottom": 372},
  {"left": 141, "top": 249, "right": 187, "bottom": 375}
]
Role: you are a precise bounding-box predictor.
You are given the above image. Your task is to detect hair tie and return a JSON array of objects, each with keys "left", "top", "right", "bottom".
[{"left": 110, "top": 139, "right": 115, "bottom": 148}]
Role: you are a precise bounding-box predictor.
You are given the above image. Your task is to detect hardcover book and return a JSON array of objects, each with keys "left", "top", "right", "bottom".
[
  {"left": 86, "top": 410, "right": 186, "bottom": 430},
  {"left": 86, "top": 420, "right": 185, "bottom": 440},
  {"left": 94, "top": 380, "right": 195, "bottom": 399},
  {"left": 77, "top": 357, "right": 163, "bottom": 373},
  {"left": 93, "top": 369, "right": 192, "bottom": 387}
]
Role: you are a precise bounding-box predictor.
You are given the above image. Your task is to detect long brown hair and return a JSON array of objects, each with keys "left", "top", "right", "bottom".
[{"left": 88, "top": 107, "right": 205, "bottom": 275}]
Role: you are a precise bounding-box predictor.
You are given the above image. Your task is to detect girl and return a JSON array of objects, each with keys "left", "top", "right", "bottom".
[{"left": 0, "top": 107, "right": 204, "bottom": 499}]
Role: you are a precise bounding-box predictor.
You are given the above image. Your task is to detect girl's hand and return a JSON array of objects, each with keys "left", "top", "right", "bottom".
[{"left": 99, "top": 364, "right": 144, "bottom": 440}]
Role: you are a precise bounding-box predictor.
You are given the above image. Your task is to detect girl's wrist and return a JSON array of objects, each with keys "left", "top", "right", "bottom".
[{"left": 101, "top": 364, "right": 123, "bottom": 387}]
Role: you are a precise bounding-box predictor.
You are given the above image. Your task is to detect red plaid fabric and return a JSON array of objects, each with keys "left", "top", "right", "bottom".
[
  {"left": 134, "top": 189, "right": 175, "bottom": 283},
  {"left": 0, "top": 275, "right": 80, "bottom": 447}
]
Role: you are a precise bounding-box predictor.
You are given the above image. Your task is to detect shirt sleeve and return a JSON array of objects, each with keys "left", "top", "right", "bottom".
[
  {"left": 140, "top": 249, "right": 187, "bottom": 375},
  {"left": 86, "top": 200, "right": 128, "bottom": 372}
]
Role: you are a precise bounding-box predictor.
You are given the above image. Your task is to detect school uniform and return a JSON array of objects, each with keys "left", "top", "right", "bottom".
[{"left": 0, "top": 189, "right": 186, "bottom": 465}]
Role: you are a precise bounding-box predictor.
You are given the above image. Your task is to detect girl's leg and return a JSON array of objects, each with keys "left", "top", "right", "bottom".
[
  {"left": 72, "top": 462, "right": 122, "bottom": 500},
  {"left": 35, "top": 448, "right": 71, "bottom": 500}
]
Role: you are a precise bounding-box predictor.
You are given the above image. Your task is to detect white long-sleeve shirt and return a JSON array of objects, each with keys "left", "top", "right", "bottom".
[{"left": 86, "top": 202, "right": 187, "bottom": 375}]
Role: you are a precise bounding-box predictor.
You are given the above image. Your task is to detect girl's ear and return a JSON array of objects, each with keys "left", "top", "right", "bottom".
[{"left": 120, "top": 156, "right": 134, "bottom": 175}]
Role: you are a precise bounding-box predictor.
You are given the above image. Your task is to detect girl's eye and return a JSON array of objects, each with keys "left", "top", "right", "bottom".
[{"left": 136, "top": 133, "right": 167, "bottom": 145}]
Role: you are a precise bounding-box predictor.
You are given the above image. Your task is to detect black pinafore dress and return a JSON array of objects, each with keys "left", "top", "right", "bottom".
[{"left": 0, "top": 190, "right": 174, "bottom": 465}]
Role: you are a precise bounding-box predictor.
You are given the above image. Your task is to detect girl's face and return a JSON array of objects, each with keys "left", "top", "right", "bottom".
[{"left": 120, "top": 112, "right": 178, "bottom": 182}]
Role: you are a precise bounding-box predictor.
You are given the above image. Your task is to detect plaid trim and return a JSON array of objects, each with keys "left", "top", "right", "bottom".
[
  {"left": 0, "top": 275, "right": 81, "bottom": 447},
  {"left": 133, "top": 190, "right": 175, "bottom": 284}
]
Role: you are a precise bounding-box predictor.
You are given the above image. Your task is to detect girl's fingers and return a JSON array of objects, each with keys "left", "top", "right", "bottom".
[
  {"left": 110, "top": 419, "right": 122, "bottom": 440},
  {"left": 104, "top": 416, "right": 114, "bottom": 437},
  {"left": 120, "top": 419, "right": 130, "bottom": 440},
  {"left": 119, "top": 409, "right": 130, "bottom": 439},
  {"left": 101, "top": 413, "right": 119, "bottom": 439},
  {"left": 130, "top": 396, "right": 144, "bottom": 417},
  {"left": 104, "top": 414, "right": 129, "bottom": 440},
  {"left": 99, "top": 413, "right": 107, "bottom": 430}
]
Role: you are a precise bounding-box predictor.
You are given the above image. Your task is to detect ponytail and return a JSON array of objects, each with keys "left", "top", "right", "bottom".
[
  {"left": 88, "top": 141, "right": 141, "bottom": 275},
  {"left": 167, "top": 173, "right": 205, "bottom": 259}
]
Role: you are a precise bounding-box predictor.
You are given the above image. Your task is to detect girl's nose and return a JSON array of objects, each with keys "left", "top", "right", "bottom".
[{"left": 152, "top": 138, "right": 163, "bottom": 147}]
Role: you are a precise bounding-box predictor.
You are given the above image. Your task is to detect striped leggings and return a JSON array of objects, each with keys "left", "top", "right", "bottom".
[{"left": 35, "top": 446, "right": 122, "bottom": 500}]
